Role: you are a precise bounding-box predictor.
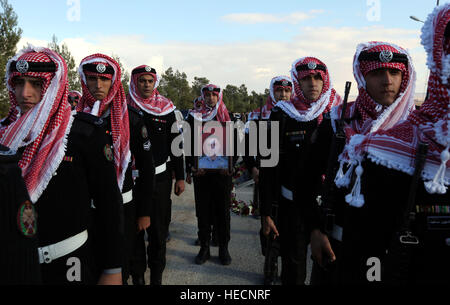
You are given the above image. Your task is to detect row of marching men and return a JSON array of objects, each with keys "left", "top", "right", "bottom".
[
  {"left": 245, "top": 4, "right": 449, "bottom": 285},
  {"left": 1, "top": 3, "right": 449, "bottom": 285},
  {"left": 0, "top": 50, "right": 186, "bottom": 284}
]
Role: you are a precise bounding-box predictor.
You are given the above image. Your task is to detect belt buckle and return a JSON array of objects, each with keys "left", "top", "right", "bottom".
[
  {"left": 399, "top": 232, "right": 419, "bottom": 245},
  {"left": 38, "top": 246, "right": 53, "bottom": 264}
]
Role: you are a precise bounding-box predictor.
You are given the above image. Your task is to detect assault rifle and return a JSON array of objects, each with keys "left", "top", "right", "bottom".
[
  {"left": 320, "top": 81, "right": 352, "bottom": 237},
  {"left": 263, "top": 108, "right": 287, "bottom": 285}
]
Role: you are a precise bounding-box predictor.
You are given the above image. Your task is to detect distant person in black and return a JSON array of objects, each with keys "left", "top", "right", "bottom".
[
  {"left": 185, "top": 84, "right": 234, "bottom": 266},
  {"left": 68, "top": 90, "right": 81, "bottom": 110},
  {"left": 77, "top": 56, "right": 155, "bottom": 285},
  {"left": 0, "top": 144, "right": 40, "bottom": 284},
  {"left": 0, "top": 46, "right": 124, "bottom": 284},
  {"left": 127, "top": 65, "right": 185, "bottom": 285},
  {"left": 259, "top": 57, "right": 342, "bottom": 285}
]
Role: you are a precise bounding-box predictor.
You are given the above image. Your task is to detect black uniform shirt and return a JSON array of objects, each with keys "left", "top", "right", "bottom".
[
  {"left": 0, "top": 144, "right": 41, "bottom": 284},
  {"left": 259, "top": 106, "right": 321, "bottom": 217},
  {"left": 141, "top": 111, "right": 184, "bottom": 181},
  {"left": 34, "top": 113, "right": 124, "bottom": 270}
]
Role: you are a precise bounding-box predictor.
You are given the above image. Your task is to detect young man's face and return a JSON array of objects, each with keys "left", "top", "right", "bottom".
[
  {"left": 273, "top": 87, "right": 292, "bottom": 101},
  {"left": 86, "top": 75, "right": 112, "bottom": 100},
  {"left": 298, "top": 73, "right": 324, "bottom": 102},
  {"left": 204, "top": 91, "right": 219, "bottom": 107},
  {"left": 365, "top": 68, "right": 403, "bottom": 107},
  {"left": 14, "top": 76, "right": 43, "bottom": 114},
  {"left": 137, "top": 74, "right": 155, "bottom": 99}
]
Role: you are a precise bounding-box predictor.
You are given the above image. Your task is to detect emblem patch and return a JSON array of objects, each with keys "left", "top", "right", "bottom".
[
  {"left": 282, "top": 80, "right": 289, "bottom": 86},
  {"left": 96, "top": 63, "right": 107, "bottom": 73},
  {"left": 141, "top": 126, "right": 148, "bottom": 139},
  {"left": 307, "top": 62, "right": 317, "bottom": 70},
  {"left": 143, "top": 140, "right": 151, "bottom": 151},
  {"left": 16, "top": 60, "right": 29, "bottom": 73},
  {"left": 104, "top": 145, "right": 114, "bottom": 162},
  {"left": 145, "top": 66, "right": 152, "bottom": 72},
  {"left": 17, "top": 201, "right": 37, "bottom": 237},
  {"left": 379, "top": 50, "right": 393, "bottom": 63}
]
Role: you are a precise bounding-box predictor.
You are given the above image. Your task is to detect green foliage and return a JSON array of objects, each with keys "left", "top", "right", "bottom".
[
  {"left": 48, "top": 35, "right": 81, "bottom": 93},
  {"left": 158, "top": 67, "right": 268, "bottom": 114},
  {"left": 0, "top": 0, "right": 22, "bottom": 118},
  {"left": 111, "top": 54, "right": 130, "bottom": 96}
]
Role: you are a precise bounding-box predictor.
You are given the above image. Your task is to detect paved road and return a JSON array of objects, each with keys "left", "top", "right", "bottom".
[{"left": 131, "top": 182, "right": 312, "bottom": 285}]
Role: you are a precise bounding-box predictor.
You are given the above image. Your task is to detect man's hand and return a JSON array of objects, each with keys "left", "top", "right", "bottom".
[
  {"left": 137, "top": 216, "right": 150, "bottom": 232},
  {"left": 251, "top": 167, "right": 259, "bottom": 184},
  {"left": 219, "top": 169, "right": 232, "bottom": 176},
  {"left": 186, "top": 174, "right": 192, "bottom": 185},
  {"left": 97, "top": 272, "right": 122, "bottom": 285},
  {"left": 262, "top": 216, "right": 279, "bottom": 239},
  {"left": 174, "top": 179, "right": 185, "bottom": 196},
  {"left": 310, "top": 229, "right": 336, "bottom": 268}
]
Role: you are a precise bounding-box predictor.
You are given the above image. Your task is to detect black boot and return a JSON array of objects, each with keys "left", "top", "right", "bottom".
[
  {"left": 195, "top": 243, "right": 210, "bottom": 265},
  {"left": 219, "top": 245, "right": 232, "bottom": 266},
  {"left": 150, "top": 271, "right": 162, "bottom": 286},
  {"left": 132, "top": 274, "right": 145, "bottom": 285}
]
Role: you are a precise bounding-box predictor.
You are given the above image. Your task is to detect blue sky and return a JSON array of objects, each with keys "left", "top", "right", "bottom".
[{"left": 10, "top": 0, "right": 446, "bottom": 96}]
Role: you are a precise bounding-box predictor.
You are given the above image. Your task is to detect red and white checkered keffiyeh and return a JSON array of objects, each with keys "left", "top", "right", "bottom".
[
  {"left": 332, "top": 42, "right": 417, "bottom": 206},
  {"left": 126, "top": 65, "right": 175, "bottom": 116},
  {"left": 0, "top": 45, "right": 73, "bottom": 203},
  {"left": 341, "top": 4, "right": 450, "bottom": 207},
  {"left": 277, "top": 57, "right": 342, "bottom": 124},
  {"left": 189, "top": 84, "right": 231, "bottom": 122},
  {"left": 248, "top": 76, "right": 293, "bottom": 121},
  {"left": 77, "top": 54, "right": 130, "bottom": 191}
]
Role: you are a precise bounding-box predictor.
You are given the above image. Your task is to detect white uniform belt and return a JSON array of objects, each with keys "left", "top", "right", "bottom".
[
  {"left": 330, "top": 224, "right": 343, "bottom": 242},
  {"left": 122, "top": 190, "right": 133, "bottom": 204},
  {"left": 155, "top": 162, "right": 167, "bottom": 175},
  {"left": 38, "top": 230, "right": 88, "bottom": 264},
  {"left": 281, "top": 186, "right": 294, "bottom": 201}
]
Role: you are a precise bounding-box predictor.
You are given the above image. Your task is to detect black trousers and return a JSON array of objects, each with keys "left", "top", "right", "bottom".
[
  {"left": 145, "top": 171, "right": 172, "bottom": 279},
  {"left": 122, "top": 201, "right": 147, "bottom": 281},
  {"left": 193, "top": 173, "right": 232, "bottom": 247},
  {"left": 277, "top": 197, "right": 307, "bottom": 285}
]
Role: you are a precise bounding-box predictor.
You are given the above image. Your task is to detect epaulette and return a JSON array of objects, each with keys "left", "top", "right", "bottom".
[
  {"left": 323, "top": 112, "right": 331, "bottom": 120},
  {"left": 128, "top": 105, "right": 144, "bottom": 117},
  {"left": 271, "top": 106, "right": 280, "bottom": 113},
  {"left": 74, "top": 112, "right": 106, "bottom": 127}
]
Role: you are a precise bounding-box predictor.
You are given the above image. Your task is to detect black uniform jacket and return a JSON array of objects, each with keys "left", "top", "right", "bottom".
[
  {"left": 259, "top": 106, "right": 321, "bottom": 217},
  {"left": 35, "top": 112, "right": 124, "bottom": 271},
  {"left": 141, "top": 110, "right": 184, "bottom": 181},
  {"left": 0, "top": 144, "right": 41, "bottom": 284}
]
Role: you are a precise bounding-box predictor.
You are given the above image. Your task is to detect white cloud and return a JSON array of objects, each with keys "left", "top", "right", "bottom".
[
  {"left": 17, "top": 25, "right": 428, "bottom": 100},
  {"left": 221, "top": 10, "right": 323, "bottom": 24}
]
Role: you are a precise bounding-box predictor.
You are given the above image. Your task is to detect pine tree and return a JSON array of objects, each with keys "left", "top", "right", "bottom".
[
  {"left": 48, "top": 35, "right": 81, "bottom": 93},
  {"left": 0, "top": 0, "right": 22, "bottom": 118}
]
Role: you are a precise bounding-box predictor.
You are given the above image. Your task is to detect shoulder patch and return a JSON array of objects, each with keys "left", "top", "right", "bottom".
[
  {"left": 17, "top": 201, "right": 37, "bottom": 238},
  {"left": 104, "top": 145, "right": 114, "bottom": 162},
  {"left": 141, "top": 126, "right": 148, "bottom": 139}
]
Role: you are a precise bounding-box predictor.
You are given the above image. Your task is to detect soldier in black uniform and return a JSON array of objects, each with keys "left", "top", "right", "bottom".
[
  {"left": 244, "top": 75, "right": 293, "bottom": 284},
  {"left": 77, "top": 56, "right": 155, "bottom": 285},
  {"left": 259, "top": 57, "right": 342, "bottom": 285},
  {"left": 0, "top": 144, "right": 41, "bottom": 284},
  {"left": 185, "top": 84, "right": 235, "bottom": 266},
  {"left": 336, "top": 6, "right": 450, "bottom": 284},
  {"left": 302, "top": 42, "right": 417, "bottom": 285},
  {"left": 0, "top": 47, "right": 124, "bottom": 284},
  {"left": 127, "top": 65, "right": 185, "bottom": 285}
]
